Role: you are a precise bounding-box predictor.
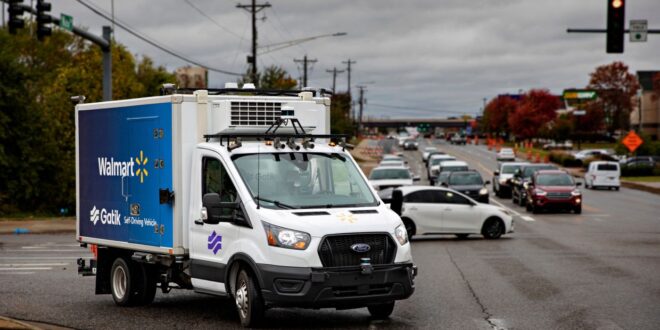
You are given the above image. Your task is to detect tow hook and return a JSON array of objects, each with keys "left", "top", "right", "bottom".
[{"left": 360, "top": 258, "right": 373, "bottom": 275}]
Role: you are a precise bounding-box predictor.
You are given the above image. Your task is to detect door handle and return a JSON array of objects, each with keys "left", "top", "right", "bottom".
[{"left": 194, "top": 219, "right": 204, "bottom": 225}]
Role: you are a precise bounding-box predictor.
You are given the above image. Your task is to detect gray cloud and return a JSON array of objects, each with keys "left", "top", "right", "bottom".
[{"left": 32, "top": 0, "right": 660, "bottom": 117}]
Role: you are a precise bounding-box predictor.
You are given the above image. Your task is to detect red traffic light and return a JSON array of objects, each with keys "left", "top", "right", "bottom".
[{"left": 612, "top": 0, "right": 623, "bottom": 9}]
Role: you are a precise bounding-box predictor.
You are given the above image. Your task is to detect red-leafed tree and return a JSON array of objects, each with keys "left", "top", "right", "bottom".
[
  {"left": 508, "top": 89, "right": 561, "bottom": 140},
  {"left": 653, "top": 72, "right": 660, "bottom": 101},
  {"left": 577, "top": 101, "right": 606, "bottom": 134},
  {"left": 587, "top": 61, "right": 640, "bottom": 135},
  {"left": 482, "top": 95, "right": 518, "bottom": 135}
]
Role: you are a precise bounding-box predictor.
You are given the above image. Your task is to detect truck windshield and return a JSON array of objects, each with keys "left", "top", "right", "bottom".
[{"left": 232, "top": 153, "right": 377, "bottom": 209}]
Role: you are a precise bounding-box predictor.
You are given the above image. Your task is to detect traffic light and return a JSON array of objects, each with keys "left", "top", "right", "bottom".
[
  {"left": 606, "top": 0, "right": 625, "bottom": 53},
  {"left": 7, "top": 0, "right": 25, "bottom": 35},
  {"left": 36, "top": 0, "right": 52, "bottom": 41}
]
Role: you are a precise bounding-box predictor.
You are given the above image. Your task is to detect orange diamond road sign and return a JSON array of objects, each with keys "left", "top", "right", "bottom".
[{"left": 622, "top": 131, "right": 643, "bottom": 153}]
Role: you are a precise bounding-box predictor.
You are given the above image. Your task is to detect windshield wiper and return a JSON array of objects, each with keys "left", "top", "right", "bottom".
[{"left": 255, "top": 196, "right": 295, "bottom": 209}]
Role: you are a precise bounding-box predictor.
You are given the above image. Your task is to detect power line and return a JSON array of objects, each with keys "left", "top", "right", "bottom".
[{"left": 76, "top": 0, "right": 242, "bottom": 76}]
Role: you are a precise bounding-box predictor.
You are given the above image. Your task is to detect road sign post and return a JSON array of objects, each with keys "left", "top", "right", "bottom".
[
  {"left": 630, "top": 19, "right": 648, "bottom": 42},
  {"left": 60, "top": 13, "right": 73, "bottom": 31}
]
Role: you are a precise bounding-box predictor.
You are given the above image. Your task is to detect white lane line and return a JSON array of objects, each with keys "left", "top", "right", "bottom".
[
  {"left": 0, "top": 257, "right": 89, "bottom": 260},
  {"left": 0, "top": 272, "right": 36, "bottom": 275},
  {"left": 3, "top": 249, "right": 84, "bottom": 252},
  {"left": 490, "top": 198, "right": 522, "bottom": 217},
  {"left": 0, "top": 267, "right": 52, "bottom": 270},
  {"left": 21, "top": 244, "right": 80, "bottom": 249},
  {"left": 0, "top": 263, "right": 68, "bottom": 267},
  {"left": 521, "top": 216, "right": 536, "bottom": 222}
]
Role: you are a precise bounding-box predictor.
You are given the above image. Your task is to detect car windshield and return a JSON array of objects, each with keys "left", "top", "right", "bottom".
[
  {"left": 430, "top": 157, "right": 455, "bottom": 166},
  {"left": 441, "top": 166, "right": 469, "bottom": 172},
  {"left": 502, "top": 164, "right": 522, "bottom": 174},
  {"left": 523, "top": 165, "right": 556, "bottom": 178},
  {"left": 536, "top": 174, "right": 574, "bottom": 186},
  {"left": 370, "top": 168, "right": 411, "bottom": 180},
  {"left": 449, "top": 173, "right": 483, "bottom": 185},
  {"left": 597, "top": 164, "right": 618, "bottom": 171},
  {"left": 232, "top": 152, "right": 377, "bottom": 209}
]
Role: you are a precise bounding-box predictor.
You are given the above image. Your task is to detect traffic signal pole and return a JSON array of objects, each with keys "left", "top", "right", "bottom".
[{"left": 4, "top": 0, "right": 113, "bottom": 100}]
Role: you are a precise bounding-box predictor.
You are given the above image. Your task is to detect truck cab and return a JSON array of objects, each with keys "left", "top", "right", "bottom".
[{"left": 75, "top": 87, "right": 416, "bottom": 327}]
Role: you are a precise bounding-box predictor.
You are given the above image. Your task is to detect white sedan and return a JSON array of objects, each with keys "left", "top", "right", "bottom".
[
  {"left": 392, "top": 186, "right": 514, "bottom": 239},
  {"left": 496, "top": 148, "right": 516, "bottom": 161}
]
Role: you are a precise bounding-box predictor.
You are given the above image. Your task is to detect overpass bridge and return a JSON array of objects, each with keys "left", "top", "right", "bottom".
[{"left": 361, "top": 117, "right": 470, "bottom": 128}]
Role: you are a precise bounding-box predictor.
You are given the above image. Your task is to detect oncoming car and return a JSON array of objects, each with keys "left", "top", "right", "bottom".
[
  {"left": 369, "top": 166, "right": 418, "bottom": 190},
  {"left": 390, "top": 186, "right": 513, "bottom": 239}
]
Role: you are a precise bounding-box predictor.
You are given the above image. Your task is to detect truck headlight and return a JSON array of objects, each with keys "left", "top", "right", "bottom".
[
  {"left": 395, "top": 224, "right": 408, "bottom": 245},
  {"left": 479, "top": 187, "right": 488, "bottom": 195},
  {"left": 571, "top": 189, "right": 581, "bottom": 196},
  {"left": 263, "top": 221, "right": 310, "bottom": 250},
  {"left": 534, "top": 188, "right": 547, "bottom": 196}
]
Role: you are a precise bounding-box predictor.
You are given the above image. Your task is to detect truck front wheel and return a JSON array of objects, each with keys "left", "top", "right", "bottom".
[
  {"left": 368, "top": 301, "right": 395, "bottom": 319},
  {"left": 235, "top": 269, "right": 265, "bottom": 327}
]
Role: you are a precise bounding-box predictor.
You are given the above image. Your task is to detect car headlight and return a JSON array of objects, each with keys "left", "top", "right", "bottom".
[
  {"left": 571, "top": 189, "right": 581, "bottom": 196},
  {"left": 534, "top": 188, "right": 547, "bottom": 196},
  {"left": 395, "top": 224, "right": 408, "bottom": 245},
  {"left": 479, "top": 187, "right": 488, "bottom": 195},
  {"left": 263, "top": 221, "right": 311, "bottom": 250}
]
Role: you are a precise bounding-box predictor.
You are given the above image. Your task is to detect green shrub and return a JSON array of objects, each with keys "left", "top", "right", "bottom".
[{"left": 621, "top": 165, "right": 655, "bottom": 177}]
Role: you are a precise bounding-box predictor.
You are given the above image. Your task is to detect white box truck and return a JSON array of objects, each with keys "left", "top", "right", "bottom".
[{"left": 75, "top": 87, "right": 416, "bottom": 327}]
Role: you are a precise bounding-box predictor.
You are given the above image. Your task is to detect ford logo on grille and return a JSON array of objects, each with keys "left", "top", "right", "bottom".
[{"left": 350, "top": 243, "right": 371, "bottom": 253}]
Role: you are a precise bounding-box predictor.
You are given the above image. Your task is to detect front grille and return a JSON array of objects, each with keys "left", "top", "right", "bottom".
[
  {"left": 318, "top": 234, "right": 396, "bottom": 267},
  {"left": 547, "top": 192, "right": 571, "bottom": 199},
  {"left": 230, "top": 101, "right": 281, "bottom": 126}
]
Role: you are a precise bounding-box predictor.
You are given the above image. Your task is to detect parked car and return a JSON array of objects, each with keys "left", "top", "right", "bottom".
[
  {"left": 442, "top": 170, "right": 490, "bottom": 203},
  {"left": 369, "top": 166, "right": 419, "bottom": 190},
  {"left": 511, "top": 164, "right": 559, "bottom": 207},
  {"left": 585, "top": 161, "right": 620, "bottom": 190},
  {"left": 422, "top": 147, "right": 438, "bottom": 162},
  {"left": 403, "top": 139, "right": 419, "bottom": 150},
  {"left": 496, "top": 148, "right": 516, "bottom": 161},
  {"left": 391, "top": 186, "right": 513, "bottom": 239},
  {"left": 492, "top": 162, "right": 529, "bottom": 198},
  {"left": 620, "top": 156, "right": 655, "bottom": 168},
  {"left": 574, "top": 149, "right": 610, "bottom": 161},
  {"left": 525, "top": 170, "right": 582, "bottom": 214}
]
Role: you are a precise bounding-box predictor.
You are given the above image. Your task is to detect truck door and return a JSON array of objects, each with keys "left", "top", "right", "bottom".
[
  {"left": 125, "top": 115, "right": 162, "bottom": 247},
  {"left": 189, "top": 152, "right": 242, "bottom": 294}
]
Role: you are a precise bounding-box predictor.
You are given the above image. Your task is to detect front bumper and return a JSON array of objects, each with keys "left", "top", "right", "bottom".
[
  {"left": 532, "top": 195, "right": 581, "bottom": 208},
  {"left": 258, "top": 263, "right": 416, "bottom": 309}
]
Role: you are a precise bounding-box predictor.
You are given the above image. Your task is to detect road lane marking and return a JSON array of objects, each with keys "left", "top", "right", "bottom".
[
  {"left": 3, "top": 249, "right": 84, "bottom": 252},
  {"left": 0, "top": 267, "right": 52, "bottom": 270},
  {"left": 0, "top": 272, "right": 36, "bottom": 275},
  {"left": 0, "top": 263, "right": 68, "bottom": 267},
  {"left": 0, "top": 257, "right": 89, "bottom": 260},
  {"left": 490, "top": 198, "right": 522, "bottom": 217},
  {"left": 521, "top": 216, "right": 536, "bottom": 222}
]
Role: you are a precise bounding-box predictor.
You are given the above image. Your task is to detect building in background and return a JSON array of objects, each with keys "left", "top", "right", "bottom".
[
  {"left": 630, "top": 71, "right": 660, "bottom": 140},
  {"left": 175, "top": 66, "right": 208, "bottom": 89}
]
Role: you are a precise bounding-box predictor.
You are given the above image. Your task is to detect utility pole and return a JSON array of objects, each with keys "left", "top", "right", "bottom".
[
  {"left": 342, "top": 58, "right": 356, "bottom": 94},
  {"left": 293, "top": 55, "right": 317, "bottom": 88},
  {"left": 356, "top": 85, "right": 367, "bottom": 136},
  {"left": 237, "top": 0, "right": 271, "bottom": 86},
  {"left": 325, "top": 67, "right": 345, "bottom": 93}
]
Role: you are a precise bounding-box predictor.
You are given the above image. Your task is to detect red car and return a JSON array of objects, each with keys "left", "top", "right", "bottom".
[{"left": 525, "top": 170, "right": 582, "bottom": 214}]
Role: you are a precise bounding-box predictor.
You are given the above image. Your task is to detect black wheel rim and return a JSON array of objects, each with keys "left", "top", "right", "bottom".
[{"left": 487, "top": 221, "right": 501, "bottom": 237}]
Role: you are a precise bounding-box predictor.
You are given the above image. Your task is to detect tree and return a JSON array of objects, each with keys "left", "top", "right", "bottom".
[
  {"left": 330, "top": 92, "right": 354, "bottom": 135},
  {"left": 482, "top": 95, "right": 518, "bottom": 135},
  {"left": 239, "top": 65, "right": 297, "bottom": 90},
  {"left": 587, "top": 62, "right": 640, "bottom": 135},
  {"left": 508, "top": 89, "right": 561, "bottom": 140}
]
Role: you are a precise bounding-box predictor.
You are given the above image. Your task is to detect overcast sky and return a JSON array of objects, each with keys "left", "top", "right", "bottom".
[{"left": 19, "top": 0, "right": 660, "bottom": 118}]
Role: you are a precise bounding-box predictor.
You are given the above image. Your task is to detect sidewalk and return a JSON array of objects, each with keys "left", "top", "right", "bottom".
[{"left": 0, "top": 217, "right": 75, "bottom": 235}]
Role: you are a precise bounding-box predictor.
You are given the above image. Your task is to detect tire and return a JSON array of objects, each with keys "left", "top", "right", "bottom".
[
  {"left": 511, "top": 192, "right": 518, "bottom": 205},
  {"left": 531, "top": 203, "right": 540, "bottom": 214},
  {"left": 482, "top": 218, "right": 504, "bottom": 239},
  {"left": 526, "top": 202, "right": 532, "bottom": 212},
  {"left": 455, "top": 234, "right": 469, "bottom": 239},
  {"left": 235, "top": 269, "right": 265, "bottom": 327},
  {"left": 403, "top": 219, "right": 416, "bottom": 237},
  {"left": 110, "top": 257, "right": 141, "bottom": 307},
  {"left": 574, "top": 205, "right": 582, "bottom": 214},
  {"left": 368, "top": 301, "right": 395, "bottom": 319}
]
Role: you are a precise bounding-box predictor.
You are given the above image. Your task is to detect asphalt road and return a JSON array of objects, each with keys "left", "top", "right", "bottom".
[{"left": 1, "top": 139, "right": 659, "bottom": 329}]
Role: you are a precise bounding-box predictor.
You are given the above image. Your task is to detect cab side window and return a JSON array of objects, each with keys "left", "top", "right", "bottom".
[{"left": 202, "top": 157, "right": 237, "bottom": 203}]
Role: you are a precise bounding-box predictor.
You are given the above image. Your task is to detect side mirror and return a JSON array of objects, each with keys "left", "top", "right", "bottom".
[
  {"left": 202, "top": 193, "right": 239, "bottom": 224},
  {"left": 485, "top": 180, "right": 491, "bottom": 185},
  {"left": 390, "top": 190, "right": 403, "bottom": 216},
  {"left": 493, "top": 170, "right": 500, "bottom": 176},
  {"left": 413, "top": 175, "right": 421, "bottom": 182}
]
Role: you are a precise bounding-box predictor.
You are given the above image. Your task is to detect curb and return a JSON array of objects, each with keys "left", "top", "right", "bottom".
[
  {"left": 0, "top": 316, "right": 42, "bottom": 330},
  {"left": 621, "top": 181, "right": 660, "bottom": 195}
]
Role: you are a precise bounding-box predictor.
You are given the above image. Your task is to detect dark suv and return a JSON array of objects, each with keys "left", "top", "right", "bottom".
[
  {"left": 442, "top": 170, "right": 490, "bottom": 203},
  {"left": 510, "top": 164, "right": 558, "bottom": 207},
  {"left": 525, "top": 170, "right": 582, "bottom": 214}
]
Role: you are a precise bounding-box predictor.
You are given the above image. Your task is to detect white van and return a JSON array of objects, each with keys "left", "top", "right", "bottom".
[{"left": 585, "top": 161, "right": 620, "bottom": 190}]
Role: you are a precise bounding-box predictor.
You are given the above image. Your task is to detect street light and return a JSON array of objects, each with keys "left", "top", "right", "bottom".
[{"left": 258, "top": 32, "right": 347, "bottom": 55}]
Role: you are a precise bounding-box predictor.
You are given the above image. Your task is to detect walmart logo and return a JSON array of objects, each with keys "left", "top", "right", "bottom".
[
  {"left": 135, "top": 150, "right": 149, "bottom": 183},
  {"left": 97, "top": 150, "right": 149, "bottom": 184}
]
